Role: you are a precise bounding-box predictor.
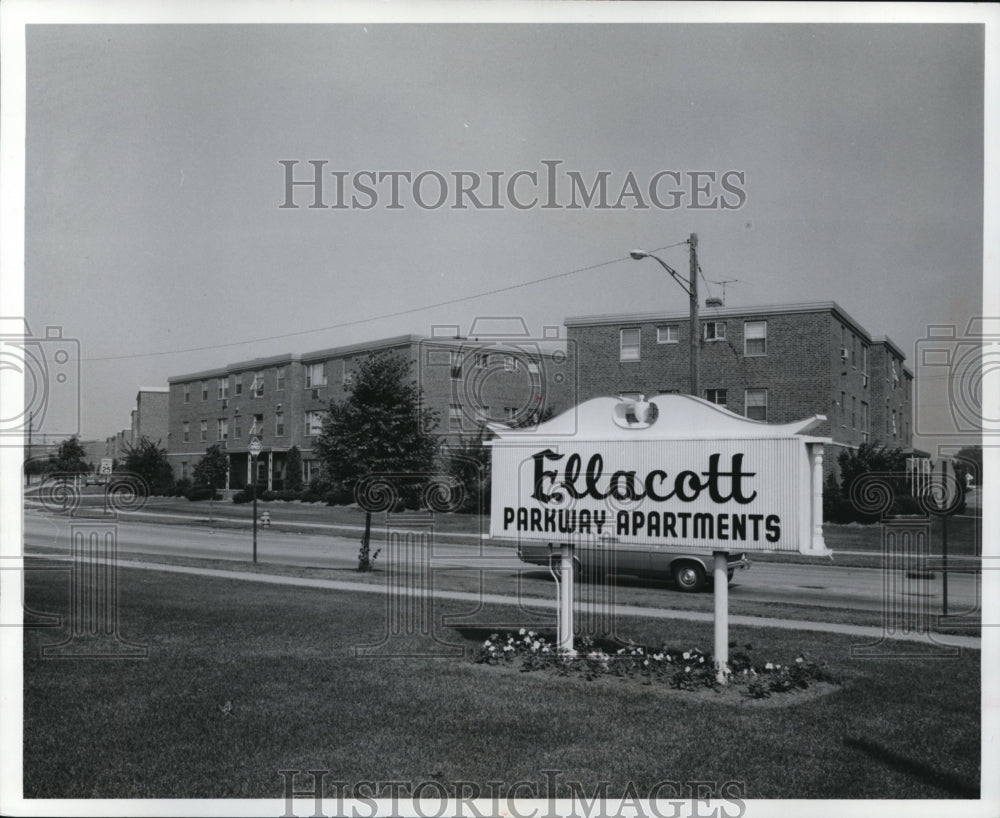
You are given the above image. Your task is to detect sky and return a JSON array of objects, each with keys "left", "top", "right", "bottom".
[{"left": 12, "top": 10, "right": 991, "bottom": 455}]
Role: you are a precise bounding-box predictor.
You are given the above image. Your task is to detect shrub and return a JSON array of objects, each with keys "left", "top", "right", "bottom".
[{"left": 185, "top": 486, "right": 222, "bottom": 502}]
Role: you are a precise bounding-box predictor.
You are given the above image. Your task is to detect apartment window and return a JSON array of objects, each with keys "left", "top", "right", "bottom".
[
  {"left": 303, "top": 459, "right": 318, "bottom": 484},
  {"left": 275, "top": 412, "right": 285, "bottom": 437},
  {"left": 218, "top": 377, "right": 229, "bottom": 400},
  {"left": 201, "top": 381, "right": 208, "bottom": 401},
  {"left": 504, "top": 407, "right": 518, "bottom": 423},
  {"left": 450, "top": 352, "right": 462, "bottom": 381},
  {"left": 861, "top": 345, "right": 870, "bottom": 387},
  {"left": 620, "top": 328, "right": 641, "bottom": 361},
  {"left": 233, "top": 421, "right": 242, "bottom": 440},
  {"left": 504, "top": 355, "right": 518, "bottom": 372},
  {"left": 851, "top": 397, "right": 857, "bottom": 430},
  {"left": 449, "top": 403, "right": 463, "bottom": 431},
  {"left": 217, "top": 418, "right": 228, "bottom": 441},
  {"left": 527, "top": 361, "right": 541, "bottom": 383},
  {"left": 183, "top": 384, "right": 190, "bottom": 404},
  {"left": 861, "top": 402, "right": 869, "bottom": 443},
  {"left": 744, "top": 389, "right": 767, "bottom": 421},
  {"left": 305, "top": 362, "right": 326, "bottom": 388},
  {"left": 275, "top": 366, "right": 286, "bottom": 391},
  {"left": 200, "top": 420, "right": 208, "bottom": 442},
  {"left": 304, "top": 410, "right": 324, "bottom": 437},
  {"left": 892, "top": 410, "right": 897, "bottom": 438},
  {"left": 704, "top": 322, "right": 726, "bottom": 341},
  {"left": 657, "top": 326, "right": 679, "bottom": 344},
  {"left": 841, "top": 391, "right": 847, "bottom": 426},
  {"left": 744, "top": 321, "right": 767, "bottom": 356},
  {"left": 251, "top": 371, "right": 264, "bottom": 398},
  {"left": 249, "top": 414, "right": 264, "bottom": 437},
  {"left": 891, "top": 360, "right": 900, "bottom": 389},
  {"left": 475, "top": 405, "right": 490, "bottom": 424},
  {"left": 181, "top": 462, "right": 188, "bottom": 480},
  {"left": 343, "top": 369, "right": 354, "bottom": 388},
  {"left": 182, "top": 421, "right": 190, "bottom": 443},
  {"left": 705, "top": 389, "right": 727, "bottom": 406},
  {"left": 234, "top": 375, "right": 242, "bottom": 396},
  {"left": 852, "top": 335, "right": 858, "bottom": 369}
]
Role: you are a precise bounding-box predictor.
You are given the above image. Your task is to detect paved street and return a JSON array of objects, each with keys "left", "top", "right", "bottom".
[{"left": 22, "top": 508, "right": 982, "bottom": 616}]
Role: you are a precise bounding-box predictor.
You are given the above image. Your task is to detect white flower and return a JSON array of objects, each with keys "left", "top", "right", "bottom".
[
  {"left": 685, "top": 666, "right": 691, "bottom": 673},
  {"left": 796, "top": 657, "right": 804, "bottom": 664},
  {"left": 643, "top": 659, "right": 650, "bottom": 667},
  {"left": 683, "top": 652, "right": 691, "bottom": 660},
  {"left": 532, "top": 640, "right": 540, "bottom": 651},
  {"left": 484, "top": 640, "right": 492, "bottom": 647},
  {"left": 528, "top": 631, "right": 536, "bottom": 638},
  {"left": 653, "top": 653, "right": 664, "bottom": 662},
  {"left": 699, "top": 656, "right": 705, "bottom": 664},
  {"left": 765, "top": 662, "right": 774, "bottom": 671},
  {"left": 519, "top": 628, "right": 526, "bottom": 636}
]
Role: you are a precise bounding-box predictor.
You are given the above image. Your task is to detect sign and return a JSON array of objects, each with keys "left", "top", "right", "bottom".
[
  {"left": 99, "top": 458, "right": 113, "bottom": 476},
  {"left": 489, "top": 395, "right": 831, "bottom": 556},
  {"left": 248, "top": 437, "right": 262, "bottom": 458}
]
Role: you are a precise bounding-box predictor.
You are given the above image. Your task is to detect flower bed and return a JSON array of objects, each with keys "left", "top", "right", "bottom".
[{"left": 474, "top": 630, "right": 840, "bottom": 699}]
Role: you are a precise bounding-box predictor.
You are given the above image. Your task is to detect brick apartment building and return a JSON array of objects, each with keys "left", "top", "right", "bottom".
[
  {"left": 166, "top": 334, "right": 573, "bottom": 490},
  {"left": 564, "top": 301, "right": 914, "bottom": 478},
  {"left": 130, "top": 387, "right": 169, "bottom": 446}
]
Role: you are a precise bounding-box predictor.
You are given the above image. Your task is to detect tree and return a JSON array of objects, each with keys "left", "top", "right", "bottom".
[
  {"left": 953, "top": 445, "right": 982, "bottom": 488},
  {"left": 837, "top": 442, "right": 907, "bottom": 498},
  {"left": 443, "top": 429, "right": 491, "bottom": 514},
  {"left": 285, "top": 445, "right": 304, "bottom": 494},
  {"left": 121, "top": 437, "right": 174, "bottom": 495},
  {"left": 315, "top": 351, "right": 440, "bottom": 570},
  {"left": 316, "top": 351, "right": 440, "bottom": 490},
  {"left": 50, "top": 436, "right": 91, "bottom": 474},
  {"left": 192, "top": 444, "right": 228, "bottom": 517}
]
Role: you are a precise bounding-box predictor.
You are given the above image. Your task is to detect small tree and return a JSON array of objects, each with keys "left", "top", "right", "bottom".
[
  {"left": 122, "top": 437, "right": 174, "bottom": 495},
  {"left": 315, "top": 351, "right": 440, "bottom": 570},
  {"left": 285, "top": 445, "right": 304, "bottom": 494},
  {"left": 193, "top": 444, "right": 228, "bottom": 518},
  {"left": 953, "top": 445, "right": 982, "bottom": 489},
  {"left": 443, "top": 429, "right": 491, "bottom": 514},
  {"left": 50, "top": 436, "right": 91, "bottom": 475}
]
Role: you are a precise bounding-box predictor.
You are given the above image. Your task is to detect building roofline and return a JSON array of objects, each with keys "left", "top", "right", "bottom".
[
  {"left": 870, "top": 335, "right": 908, "bottom": 362},
  {"left": 169, "top": 333, "right": 567, "bottom": 383},
  {"left": 137, "top": 386, "right": 170, "bottom": 393},
  {"left": 565, "top": 300, "right": 911, "bottom": 360}
]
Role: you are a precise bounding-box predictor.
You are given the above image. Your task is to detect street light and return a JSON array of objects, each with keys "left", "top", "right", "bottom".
[{"left": 629, "top": 233, "right": 699, "bottom": 397}]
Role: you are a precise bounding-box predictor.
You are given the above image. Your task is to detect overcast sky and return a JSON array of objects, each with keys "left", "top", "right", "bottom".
[{"left": 18, "top": 15, "right": 989, "bottom": 452}]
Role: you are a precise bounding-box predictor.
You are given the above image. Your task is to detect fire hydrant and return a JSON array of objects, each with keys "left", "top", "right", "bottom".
[{"left": 259, "top": 511, "right": 271, "bottom": 528}]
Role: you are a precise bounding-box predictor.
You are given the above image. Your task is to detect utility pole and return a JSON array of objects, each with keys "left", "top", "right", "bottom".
[{"left": 688, "top": 233, "right": 700, "bottom": 398}]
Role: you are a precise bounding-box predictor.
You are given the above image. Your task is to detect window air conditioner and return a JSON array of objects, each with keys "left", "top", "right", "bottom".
[
  {"left": 840, "top": 348, "right": 849, "bottom": 361},
  {"left": 312, "top": 389, "right": 321, "bottom": 400}
]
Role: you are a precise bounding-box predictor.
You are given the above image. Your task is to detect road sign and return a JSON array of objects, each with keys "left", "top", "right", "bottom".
[
  {"left": 248, "top": 437, "right": 262, "bottom": 458},
  {"left": 99, "top": 458, "right": 113, "bottom": 475}
]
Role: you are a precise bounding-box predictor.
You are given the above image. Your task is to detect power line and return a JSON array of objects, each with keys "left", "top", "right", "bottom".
[{"left": 80, "top": 243, "right": 689, "bottom": 363}]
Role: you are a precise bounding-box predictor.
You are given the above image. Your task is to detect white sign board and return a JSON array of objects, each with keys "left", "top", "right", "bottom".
[
  {"left": 248, "top": 437, "right": 262, "bottom": 458},
  {"left": 99, "top": 458, "right": 113, "bottom": 475},
  {"left": 489, "top": 395, "right": 831, "bottom": 556}
]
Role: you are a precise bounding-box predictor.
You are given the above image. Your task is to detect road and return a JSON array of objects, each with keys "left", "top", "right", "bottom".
[{"left": 20, "top": 508, "right": 982, "bottom": 617}]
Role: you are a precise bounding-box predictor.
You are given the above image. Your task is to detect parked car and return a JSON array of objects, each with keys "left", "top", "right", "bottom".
[{"left": 517, "top": 542, "right": 750, "bottom": 592}]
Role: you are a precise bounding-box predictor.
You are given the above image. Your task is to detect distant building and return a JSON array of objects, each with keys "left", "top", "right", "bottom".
[
  {"left": 166, "top": 334, "right": 572, "bottom": 490},
  {"left": 564, "top": 301, "right": 914, "bottom": 478},
  {"left": 130, "top": 387, "right": 170, "bottom": 447}
]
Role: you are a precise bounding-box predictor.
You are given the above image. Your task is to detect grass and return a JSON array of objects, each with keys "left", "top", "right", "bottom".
[{"left": 22, "top": 561, "right": 980, "bottom": 800}]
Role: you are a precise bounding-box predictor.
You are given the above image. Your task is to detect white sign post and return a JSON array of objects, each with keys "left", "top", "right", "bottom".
[{"left": 489, "top": 395, "right": 832, "bottom": 677}]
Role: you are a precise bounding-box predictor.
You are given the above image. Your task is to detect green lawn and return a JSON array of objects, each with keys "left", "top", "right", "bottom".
[{"left": 22, "top": 561, "right": 980, "bottom": 800}]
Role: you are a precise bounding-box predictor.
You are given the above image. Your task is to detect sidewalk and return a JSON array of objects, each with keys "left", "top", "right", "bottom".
[{"left": 51, "top": 551, "right": 983, "bottom": 650}]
